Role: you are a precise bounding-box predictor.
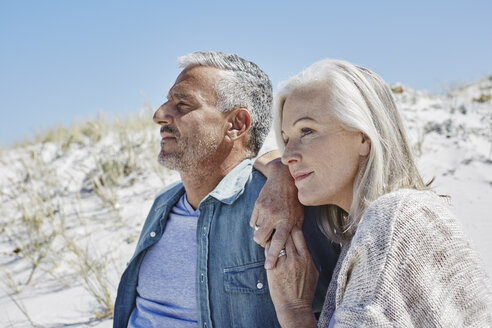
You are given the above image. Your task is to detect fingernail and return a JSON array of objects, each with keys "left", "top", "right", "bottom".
[{"left": 265, "top": 261, "right": 272, "bottom": 270}]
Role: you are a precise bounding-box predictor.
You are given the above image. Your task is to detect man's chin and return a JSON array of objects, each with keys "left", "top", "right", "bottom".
[
  {"left": 157, "top": 152, "right": 186, "bottom": 171},
  {"left": 158, "top": 153, "right": 176, "bottom": 168}
]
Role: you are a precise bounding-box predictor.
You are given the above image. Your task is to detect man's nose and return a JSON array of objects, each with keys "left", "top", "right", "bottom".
[{"left": 153, "top": 103, "right": 173, "bottom": 125}]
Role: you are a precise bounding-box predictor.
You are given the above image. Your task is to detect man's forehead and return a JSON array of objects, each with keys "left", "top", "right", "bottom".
[
  {"left": 167, "top": 84, "right": 211, "bottom": 105},
  {"left": 171, "top": 66, "right": 221, "bottom": 93}
]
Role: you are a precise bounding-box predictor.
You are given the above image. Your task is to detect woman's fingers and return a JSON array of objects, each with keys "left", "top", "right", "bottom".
[
  {"left": 254, "top": 220, "right": 274, "bottom": 248},
  {"left": 264, "top": 223, "right": 289, "bottom": 269},
  {"left": 249, "top": 205, "right": 259, "bottom": 228},
  {"left": 249, "top": 163, "right": 304, "bottom": 252},
  {"left": 284, "top": 231, "right": 297, "bottom": 258},
  {"left": 291, "top": 226, "right": 309, "bottom": 258},
  {"left": 265, "top": 228, "right": 319, "bottom": 328},
  {"left": 251, "top": 207, "right": 275, "bottom": 248},
  {"left": 264, "top": 240, "right": 271, "bottom": 256},
  {"left": 266, "top": 228, "right": 306, "bottom": 270}
]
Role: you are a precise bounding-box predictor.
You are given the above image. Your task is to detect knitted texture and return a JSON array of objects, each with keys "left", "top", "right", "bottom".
[{"left": 318, "top": 189, "right": 492, "bottom": 327}]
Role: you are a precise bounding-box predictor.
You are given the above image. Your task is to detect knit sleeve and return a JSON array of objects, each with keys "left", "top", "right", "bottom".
[{"left": 329, "top": 189, "right": 492, "bottom": 328}]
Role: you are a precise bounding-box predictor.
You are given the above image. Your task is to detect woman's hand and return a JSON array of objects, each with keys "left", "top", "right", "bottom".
[
  {"left": 251, "top": 156, "right": 304, "bottom": 270},
  {"left": 266, "top": 226, "right": 319, "bottom": 328}
]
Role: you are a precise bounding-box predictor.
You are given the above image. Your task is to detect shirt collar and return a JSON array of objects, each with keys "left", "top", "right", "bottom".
[{"left": 202, "top": 158, "right": 254, "bottom": 206}]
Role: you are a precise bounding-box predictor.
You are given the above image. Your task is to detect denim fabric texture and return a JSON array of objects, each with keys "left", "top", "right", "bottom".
[{"left": 113, "top": 159, "right": 339, "bottom": 328}]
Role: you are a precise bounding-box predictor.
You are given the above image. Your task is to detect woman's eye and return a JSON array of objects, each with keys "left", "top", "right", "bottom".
[{"left": 301, "top": 128, "right": 313, "bottom": 137}]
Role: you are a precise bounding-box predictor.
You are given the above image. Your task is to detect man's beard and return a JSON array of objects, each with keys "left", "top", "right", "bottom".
[{"left": 157, "top": 126, "right": 220, "bottom": 173}]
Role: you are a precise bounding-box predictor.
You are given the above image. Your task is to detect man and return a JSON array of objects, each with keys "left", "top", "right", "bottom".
[{"left": 113, "top": 52, "right": 339, "bottom": 328}]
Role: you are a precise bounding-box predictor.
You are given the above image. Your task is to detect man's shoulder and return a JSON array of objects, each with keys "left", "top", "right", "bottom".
[
  {"left": 207, "top": 160, "right": 265, "bottom": 206},
  {"left": 250, "top": 167, "right": 267, "bottom": 184},
  {"left": 242, "top": 168, "right": 267, "bottom": 196}
]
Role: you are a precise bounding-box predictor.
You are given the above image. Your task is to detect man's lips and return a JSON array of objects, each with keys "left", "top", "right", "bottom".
[
  {"left": 160, "top": 126, "right": 179, "bottom": 140},
  {"left": 160, "top": 134, "right": 176, "bottom": 140},
  {"left": 293, "top": 171, "right": 313, "bottom": 182}
]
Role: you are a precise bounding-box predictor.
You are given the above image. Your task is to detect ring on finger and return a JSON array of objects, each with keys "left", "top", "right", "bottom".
[
  {"left": 254, "top": 224, "right": 260, "bottom": 231},
  {"left": 278, "top": 249, "right": 286, "bottom": 258}
]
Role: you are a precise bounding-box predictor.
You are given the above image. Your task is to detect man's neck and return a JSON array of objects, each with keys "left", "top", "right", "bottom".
[{"left": 180, "top": 151, "right": 247, "bottom": 209}]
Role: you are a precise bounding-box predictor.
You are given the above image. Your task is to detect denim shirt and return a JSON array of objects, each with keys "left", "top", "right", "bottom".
[{"left": 113, "top": 159, "right": 339, "bottom": 328}]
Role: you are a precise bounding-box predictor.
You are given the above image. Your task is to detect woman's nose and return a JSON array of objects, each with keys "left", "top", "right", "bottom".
[{"left": 281, "top": 141, "right": 300, "bottom": 166}]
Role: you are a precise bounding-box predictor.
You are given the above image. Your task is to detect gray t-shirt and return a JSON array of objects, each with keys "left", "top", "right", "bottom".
[{"left": 128, "top": 193, "right": 199, "bottom": 327}]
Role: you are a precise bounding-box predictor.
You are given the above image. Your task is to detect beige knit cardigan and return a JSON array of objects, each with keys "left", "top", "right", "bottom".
[{"left": 318, "top": 189, "right": 492, "bottom": 327}]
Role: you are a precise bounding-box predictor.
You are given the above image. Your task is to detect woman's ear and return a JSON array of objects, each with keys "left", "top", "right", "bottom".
[
  {"left": 359, "top": 132, "right": 371, "bottom": 156},
  {"left": 226, "top": 108, "right": 251, "bottom": 141}
]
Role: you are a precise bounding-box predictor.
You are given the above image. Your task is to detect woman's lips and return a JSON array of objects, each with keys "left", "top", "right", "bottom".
[{"left": 294, "top": 172, "right": 313, "bottom": 182}]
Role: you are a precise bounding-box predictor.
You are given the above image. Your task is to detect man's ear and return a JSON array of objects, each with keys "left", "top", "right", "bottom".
[
  {"left": 359, "top": 132, "right": 371, "bottom": 156},
  {"left": 226, "top": 108, "right": 251, "bottom": 141}
]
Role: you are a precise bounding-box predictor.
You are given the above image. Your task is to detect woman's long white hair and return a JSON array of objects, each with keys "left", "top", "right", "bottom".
[{"left": 275, "top": 59, "right": 428, "bottom": 243}]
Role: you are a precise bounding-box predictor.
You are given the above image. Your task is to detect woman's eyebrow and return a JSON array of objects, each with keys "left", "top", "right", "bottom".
[
  {"left": 292, "top": 116, "right": 316, "bottom": 126},
  {"left": 282, "top": 117, "right": 316, "bottom": 132}
]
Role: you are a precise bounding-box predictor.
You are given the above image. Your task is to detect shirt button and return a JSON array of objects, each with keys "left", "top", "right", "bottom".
[
  {"left": 150, "top": 231, "right": 156, "bottom": 238},
  {"left": 256, "top": 282, "right": 264, "bottom": 289},
  {"left": 201, "top": 273, "right": 205, "bottom": 283}
]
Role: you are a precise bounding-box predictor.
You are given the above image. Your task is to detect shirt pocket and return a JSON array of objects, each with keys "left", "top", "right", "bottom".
[
  {"left": 223, "top": 261, "right": 280, "bottom": 328},
  {"left": 223, "top": 261, "right": 269, "bottom": 294}
]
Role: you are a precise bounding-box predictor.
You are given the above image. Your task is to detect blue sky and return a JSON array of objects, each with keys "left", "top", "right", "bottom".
[{"left": 1, "top": 0, "right": 491, "bottom": 146}]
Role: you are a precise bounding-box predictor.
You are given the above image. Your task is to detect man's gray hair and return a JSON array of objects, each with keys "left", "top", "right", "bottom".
[{"left": 178, "top": 51, "right": 273, "bottom": 156}]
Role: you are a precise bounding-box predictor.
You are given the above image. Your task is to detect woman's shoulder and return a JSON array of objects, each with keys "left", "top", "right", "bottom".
[
  {"left": 335, "top": 190, "right": 453, "bottom": 317},
  {"left": 338, "top": 195, "right": 491, "bottom": 326},
  {"left": 343, "top": 190, "right": 492, "bottom": 325},
  {"left": 362, "top": 188, "right": 453, "bottom": 228},
  {"left": 353, "top": 188, "right": 459, "bottom": 255},
  {"left": 369, "top": 188, "right": 447, "bottom": 211}
]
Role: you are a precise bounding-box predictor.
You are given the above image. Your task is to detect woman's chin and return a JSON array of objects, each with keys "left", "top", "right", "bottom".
[
  {"left": 298, "top": 190, "right": 335, "bottom": 207},
  {"left": 298, "top": 193, "right": 323, "bottom": 207}
]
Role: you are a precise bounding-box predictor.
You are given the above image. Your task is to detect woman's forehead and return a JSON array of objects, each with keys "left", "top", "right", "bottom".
[{"left": 283, "top": 83, "right": 334, "bottom": 115}]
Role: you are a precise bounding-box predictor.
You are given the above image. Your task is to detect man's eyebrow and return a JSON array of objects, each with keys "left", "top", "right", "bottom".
[{"left": 168, "top": 90, "right": 195, "bottom": 101}]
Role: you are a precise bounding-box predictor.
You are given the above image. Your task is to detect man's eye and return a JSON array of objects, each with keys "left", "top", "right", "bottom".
[
  {"left": 176, "top": 102, "right": 187, "bottom": 110},
  {"left": 301, "top": 128, "right": 313, "bottom": 136}
]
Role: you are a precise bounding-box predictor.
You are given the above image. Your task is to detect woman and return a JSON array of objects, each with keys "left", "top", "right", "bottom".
[{"left": 265, "top": 59, "right": 492, "bottom": 327}]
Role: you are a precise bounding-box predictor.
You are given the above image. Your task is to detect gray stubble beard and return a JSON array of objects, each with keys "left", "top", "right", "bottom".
[{"left": 157, "top": 133, "right": 220, "bottom": 174}]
